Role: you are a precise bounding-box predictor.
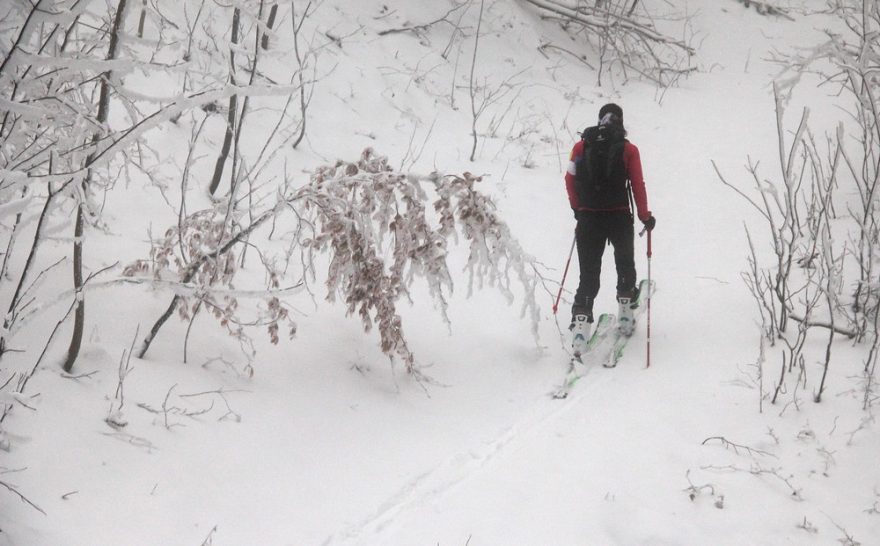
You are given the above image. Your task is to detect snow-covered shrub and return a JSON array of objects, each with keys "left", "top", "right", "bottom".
[
  {"left": 525, "top": 0, "right": 696, "bottom": 88},
  {"left": 124, "top": 203, "right": 297, "bottom": 359},
  {"left": 129, "top": 148, "right": 540, "bottom": 373},
  {"left": 719, "top": 0, "right": 880, "bottom": 407},
  {"left": 297, "top": 148, "right": 540, "bottom": 373}
]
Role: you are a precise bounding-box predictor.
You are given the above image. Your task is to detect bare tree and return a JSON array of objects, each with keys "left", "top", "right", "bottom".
[
  {"left": 468, "top": 0, "right": 485, "bottom": 161},
  {"left": 714, "top": 85, "right": 811, "bottom": 340},
  {"left": 208, "top": 7, "right": 241, "bottom": 197},
  {"left": 261, "top": 3, "right": 279, "bottom": 49},
  {"left": 63, "top": 0, "right": 130, "bottom": 373},
  {"left": 0, "top": 0, "right": 318, "bottom": 354},
  {"left": 290, "top": 0, "right": 320, "bottom": 149}
]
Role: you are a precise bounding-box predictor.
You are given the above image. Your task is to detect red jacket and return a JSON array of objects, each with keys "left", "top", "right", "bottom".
[{"left": 564, "top": 139, "right": 650, "bottom": 222}]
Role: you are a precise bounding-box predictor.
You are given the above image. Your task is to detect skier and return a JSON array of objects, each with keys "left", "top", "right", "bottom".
[{"left": 564, "top": 103, "right": 655, "bottom": 355}]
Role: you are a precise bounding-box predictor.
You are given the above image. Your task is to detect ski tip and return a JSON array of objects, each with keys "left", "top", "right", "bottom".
[{"left": 639, "top": 278, "right": 656, "bottom": 298}]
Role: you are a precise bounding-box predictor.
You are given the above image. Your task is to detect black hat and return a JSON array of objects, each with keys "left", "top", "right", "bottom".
[{"left": 598, "top": 103, "right": 623, "bottom": 123}]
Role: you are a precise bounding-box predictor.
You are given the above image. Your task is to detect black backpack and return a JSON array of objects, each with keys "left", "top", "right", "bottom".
[{"left": 574, "top": 124, "right": 630, "bottom": 210}]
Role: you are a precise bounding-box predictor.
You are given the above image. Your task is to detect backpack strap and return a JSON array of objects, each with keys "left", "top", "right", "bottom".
[{"left": 626, "top": 178, "right": 635, "bottom": 222}]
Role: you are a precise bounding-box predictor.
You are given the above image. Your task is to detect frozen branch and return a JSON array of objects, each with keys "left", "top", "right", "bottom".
[
  {"left": 701, "top": 435, "right": 778, "bottom": 458},
  {"left": 789, "top": 312, "right": 857, "bottom": 338},
  {"left": 377, "top": 3, "right": 468, "bottom": 37},
  {"left": 522, "top": 0, "right": 695, "bottom": 87},
  {"left": 0, "top": 473, "right": 46, "bottom": 515}
]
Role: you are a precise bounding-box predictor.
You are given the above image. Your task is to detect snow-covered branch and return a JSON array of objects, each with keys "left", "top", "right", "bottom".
[
  {"left": 522, "top": 0, "right": 695, "bottom": 87},
  {"left": 296, "top": 148, "right": 540, "bottom": 372}
]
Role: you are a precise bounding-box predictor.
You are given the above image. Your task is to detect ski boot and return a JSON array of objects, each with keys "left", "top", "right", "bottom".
[
  {"left": 617, "top": 285, "right": 640, "bottom": 337},
  {"left": 570, "top": 314, "right": 593, "bottom": 358}
]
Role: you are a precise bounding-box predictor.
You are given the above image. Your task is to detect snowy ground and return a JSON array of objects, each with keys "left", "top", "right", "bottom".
[{"left": 2, "top": 1, "right": 880, "bottom": 545}]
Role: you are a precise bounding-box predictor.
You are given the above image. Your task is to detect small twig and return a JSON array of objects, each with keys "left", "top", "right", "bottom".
[
  {"left": 323, "top": 27, "right": 361, "bottom": 48},
  {"left": 797, "top": 515, "right": 819, "bottom": 534},
  {"left": 0, "top": 297, "right": 76, "bottom": 426},
  {"left": 200, "top": 524, "right": 219, "bottom": 546},
  {"left": 712, "top": 160, "right": 771, "bottom": 221},
  {"left": 701, "top": 463, "right": 802, "bottom": 500},
  {"left": 138, "top": 385, "right": 240, "bottom": 424},
  {"left": 846, "top": 414, "right": 875, "bottom": 446},
  {"left": 701, "top": 436, "right": 778, "bottom": 458},
  {"left": 789, "top": 312, "right": 857, "bottom": 338},
  {"left": 683, "top": 469, "right": 724, "bottom": 509},
  {"left": 162, "top": 384, "right": 178, "bottom": 429},
  {"left": 61, "top": 370, "right": 99, "bottom": 380},
  {"left": 377, "top": 4, "right": 467, "bottom": 37},
  {"left": 0, "top": 478, "right": 46, "bottom": 515},
  {"left": 537, "top": 42, "right": 596, "bottom": 70},
  {"left": 829, "top": 416, "right": 839, "bottom": 436},
  {"left": 180, "top": 388, "right": 246, "bottom": 422},
  {"left": 13, "top": 396, "right": 37, "bottom": 411},
  {"left": 100, "top": 431, "right": 158, "bottom": 453},
  {"left": 826, "top": 513, "right": 860, "bottom": 546}
]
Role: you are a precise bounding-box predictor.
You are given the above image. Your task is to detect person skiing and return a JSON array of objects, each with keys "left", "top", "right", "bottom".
[{"left": 564, "top": 103, "right": 655, "bottom": 356}]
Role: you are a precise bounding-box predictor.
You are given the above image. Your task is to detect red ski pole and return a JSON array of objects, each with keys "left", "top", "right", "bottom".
[
  {"left": 646, "top": 229, "right": 653, "bottom": 368},
  {"left": 552, "top": 232, "right": 577, "bottom": 315}
]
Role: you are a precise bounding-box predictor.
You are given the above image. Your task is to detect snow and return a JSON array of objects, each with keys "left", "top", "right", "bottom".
[{"left": 2, "top": 1, "right": 879, "bottom": 545}]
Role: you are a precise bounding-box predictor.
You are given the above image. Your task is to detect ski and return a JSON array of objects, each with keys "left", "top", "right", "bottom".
[
  {"left": 552, "top": 313, "right": 614, "bottom": 399},
  {"left": 603, "top": 279, "right": 654, "bottom": 368}
]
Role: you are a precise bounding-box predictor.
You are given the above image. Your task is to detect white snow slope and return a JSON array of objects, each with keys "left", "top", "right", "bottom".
[{"left": 2, "top": 1, "right": 880, "bottom": 545}]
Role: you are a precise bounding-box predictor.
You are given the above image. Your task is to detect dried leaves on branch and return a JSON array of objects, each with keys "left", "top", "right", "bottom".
[
  {"left": 129, "top": 200, "right": 300, "bottom": 360},
  {"left": 128, "top": 148, "right": 540, "bottom": 373},
  {"left": 298, "top": 148, "right": 541, "bottom": 373}
]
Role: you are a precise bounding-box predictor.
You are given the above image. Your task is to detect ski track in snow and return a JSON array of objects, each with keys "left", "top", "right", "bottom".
[{"left": 329, "top": 359, "right": 609, "bottom": 545}]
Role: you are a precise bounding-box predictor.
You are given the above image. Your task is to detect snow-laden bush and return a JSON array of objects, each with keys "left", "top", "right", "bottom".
[
  {"left": 130, "top": 148, "right": 540, "bottom": 374},
  {"left": 717, "top": 0, "right": 880, "bottom": 408},
  {"left": 298, "top": 148, "right": 540, "bottom": 372},
  {"left": 124, "top": 203, "right": 297, "bottom": 363}
]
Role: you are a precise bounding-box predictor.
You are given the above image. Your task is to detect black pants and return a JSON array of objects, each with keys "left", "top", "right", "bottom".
[{"left": 572, "top": 210, "right": 636, "bottom": 317}]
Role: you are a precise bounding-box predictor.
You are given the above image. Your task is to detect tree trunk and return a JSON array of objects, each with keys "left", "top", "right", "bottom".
[
  {"left": 261, "top": 4, "right": 278, "bottom": 50},
  {"left": 627, "top": 0, "right": 640, "bottom": 16},
  {"left": 63, "top": 207, "right": 85, "bottom": 372},
  {"left": 291, "top": 0, "right": 310, "bottom": 149},
  {"left": 468, "top": 0, "right": 485, "bottom": 162},
  {"left": 137, "top": 0, "right": 147, "bottom": 38},
  {"left": 208, "top": 8, "right": 240, "bottom": 196},
  {"left": 63, "top": 0, "right": 128, "bottom": 372}
]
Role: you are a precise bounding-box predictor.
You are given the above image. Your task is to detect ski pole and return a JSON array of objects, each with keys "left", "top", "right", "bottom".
[
  {"left": 552, "top": 232, "right": 577, "bottom": 315},
  {"left": 639, "top": 225, "right": 653, "bottom": 368},
  {"left": 646, "top": 229, "right": 652, "bottom": 368}
]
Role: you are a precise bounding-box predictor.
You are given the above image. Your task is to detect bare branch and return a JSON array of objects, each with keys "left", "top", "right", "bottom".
[
  {"left": 701, "top": 435, "right": 778, "bottom": 458},
  {"left": 0, "top": 477, "right": 46, "bottom": 516}
]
